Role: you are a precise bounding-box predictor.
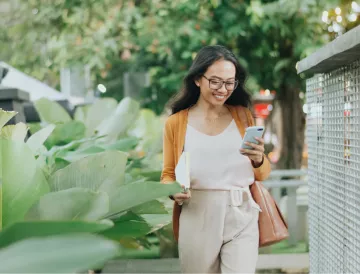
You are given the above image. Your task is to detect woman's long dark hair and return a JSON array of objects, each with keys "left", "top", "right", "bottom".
[{"left": 170, "top": 45, "right": 251, "bottom": 114}]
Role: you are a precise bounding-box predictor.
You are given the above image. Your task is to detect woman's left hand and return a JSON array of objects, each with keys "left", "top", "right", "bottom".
[{"left": 240, "top": 137, "right": 265, "bottom": 166}]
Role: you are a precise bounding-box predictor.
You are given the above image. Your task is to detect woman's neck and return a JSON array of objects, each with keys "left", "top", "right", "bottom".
[{"left": 192, "top": 98, "right": 228, "bottom": 118}]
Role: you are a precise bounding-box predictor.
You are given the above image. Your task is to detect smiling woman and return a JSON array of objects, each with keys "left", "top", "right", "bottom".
[
  {"left": 171, "top": 45, "right": 250, "bottom": 114},
  {"left": 161, "top": 45, "right": 271, "bottom": 274}
]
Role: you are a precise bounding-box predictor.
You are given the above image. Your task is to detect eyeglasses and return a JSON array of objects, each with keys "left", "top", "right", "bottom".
[{"left": 202, "top": 75, "right": 239, "bottom": 91}]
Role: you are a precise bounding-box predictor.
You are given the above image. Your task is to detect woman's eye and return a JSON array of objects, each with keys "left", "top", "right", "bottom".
[{"left": 211, "top": 81, "right": 221, "bottom": 85}]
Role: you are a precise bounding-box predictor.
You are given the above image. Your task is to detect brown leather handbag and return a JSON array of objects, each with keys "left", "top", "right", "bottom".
[
  {"left": 250, "top": 181, "right": 289, "bottom": 247},
  {"left": 237, "top": 106, "right": 289, "bottom": 247}
]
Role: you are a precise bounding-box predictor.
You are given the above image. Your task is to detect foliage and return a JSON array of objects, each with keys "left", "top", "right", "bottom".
[
  {"left": 2, "top": 0, "right": 352, "bottom": 107},
  {"left": 0, "top": 105, "right": 182, "bottom": 271}
]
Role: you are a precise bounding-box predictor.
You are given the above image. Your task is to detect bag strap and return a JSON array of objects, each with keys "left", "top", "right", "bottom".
[{"left": 235, "top": 105, "right": 252, "bottom": 129}]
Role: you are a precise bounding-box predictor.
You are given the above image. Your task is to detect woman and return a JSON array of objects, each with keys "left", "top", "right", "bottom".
[{"left": 161, "top": 45, "right": 271, "bottom": 273}]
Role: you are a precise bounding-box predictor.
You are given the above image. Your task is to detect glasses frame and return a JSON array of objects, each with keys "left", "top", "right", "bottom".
[{"left": 202, "top": 75, "right": 239, "bottom": 91}]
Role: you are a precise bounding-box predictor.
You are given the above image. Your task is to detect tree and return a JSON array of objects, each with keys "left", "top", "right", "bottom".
[{"left": 3, "top": 0, "right": 359, "bottom": 169}]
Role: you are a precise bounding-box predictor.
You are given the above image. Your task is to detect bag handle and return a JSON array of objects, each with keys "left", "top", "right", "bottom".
[{"left": 236, "top": 106, "right": 251, "bottom": 129}]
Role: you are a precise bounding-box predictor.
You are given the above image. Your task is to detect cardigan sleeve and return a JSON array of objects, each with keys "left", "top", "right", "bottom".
[
  {"left": 246, "top": 108, "right": 272, "bottom": 181},
  {"left": 160, "top": 117, "right": 176, "bottom": 184}
]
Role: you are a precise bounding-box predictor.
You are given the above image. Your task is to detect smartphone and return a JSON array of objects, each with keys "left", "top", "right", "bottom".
[{"left": 240, "top": 126, "right": 265, "bottom": 150}]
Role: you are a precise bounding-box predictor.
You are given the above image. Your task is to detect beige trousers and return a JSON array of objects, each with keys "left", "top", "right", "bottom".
[{"left": 178, "top": 188, "right": 260, "bottom": 274}]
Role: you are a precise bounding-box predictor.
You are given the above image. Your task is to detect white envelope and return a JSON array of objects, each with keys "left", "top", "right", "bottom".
[{"left": 175, "top": 152, "right": 191, "bottom": 189}]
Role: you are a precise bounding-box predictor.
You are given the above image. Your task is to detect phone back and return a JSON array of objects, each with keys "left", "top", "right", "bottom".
[{"left": 241, "top": 126, "right": 264, "bottom": 149}]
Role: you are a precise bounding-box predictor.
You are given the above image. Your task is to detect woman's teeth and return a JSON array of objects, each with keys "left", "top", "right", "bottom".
[{"left": 214, "top": 94, "right": 225, "bottom": 99}]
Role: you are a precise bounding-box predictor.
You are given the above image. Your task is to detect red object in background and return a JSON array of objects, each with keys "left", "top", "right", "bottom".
[{"left": 254, "top": 103, "right": 271, "bottom": 119}]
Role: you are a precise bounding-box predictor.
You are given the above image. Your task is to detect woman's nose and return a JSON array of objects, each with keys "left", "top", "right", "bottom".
[{"left": 218, "top": 83, "right": 227, "bottom": 93}]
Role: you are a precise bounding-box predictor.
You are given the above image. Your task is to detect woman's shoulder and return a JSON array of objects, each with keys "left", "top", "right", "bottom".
[{"left": 164, "top": 108, "right": 188, "bottom": 127}]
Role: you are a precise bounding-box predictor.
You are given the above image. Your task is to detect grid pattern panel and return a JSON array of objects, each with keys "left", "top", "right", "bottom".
[{"left": 306, "top": 59, "right": 360, "bottom": 273}]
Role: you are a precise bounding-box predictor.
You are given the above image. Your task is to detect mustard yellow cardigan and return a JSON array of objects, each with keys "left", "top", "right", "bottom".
[{"left": 161, "top": 104, "right": 271, "bottom": 242}]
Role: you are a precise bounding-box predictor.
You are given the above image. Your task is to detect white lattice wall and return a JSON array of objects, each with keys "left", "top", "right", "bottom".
[{"left": 306, "top": 59, "right": 360, "bottom": 273}]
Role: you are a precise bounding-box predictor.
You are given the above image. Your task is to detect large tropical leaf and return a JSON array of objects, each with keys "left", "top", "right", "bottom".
[
  {"left": 0, "top": 140, "right": 49, "bottom": 228},
  {"left": 133, "top": 170, "right": 162, "bottom": 182},
  {"left": 58, "top": 136, "right": 138, "bottom": 163},
  {"left": 131, "top": 200, "right": 168, "bottom": 215},
  {"left": 0, "top": 109, "right": 17, "bottom": 129},
  {"left": 25, "top": 188, "right": 109, "bottom": 221},
  {"left": 128, "top": 109, "right": 159, "bottom": 139},
  {"left": 59, "top": 145, "right": 106, "bottom": 162},
  {"left": 33, "top": 98, "right": 72, "bottom": 124},
  {"left": 47, "top": 135, "right": 103, "bottom": 157},
  {"left": 0, "top": 219, "right": 114, "bottom": 248},
  {"left": 84, "top": 98, "right": 118, "bottom": 137},
  {"left": 27, "top": 122, "right": 42, "bottom": 135},
  {"left": 128, "top": 109, "right": 163, "bottom": 154},
  {"left": 26, "top": 124, "right": 56, "bottom": 155},
  {"left": 96, "top": 97, "right": 140, "bottom": 142},
  {"left": 74, "top": 104, "right": 90, "bottom": 123},
  {"left": 106, "top": 181, "right": 182, "bottom": 218},
  {"left": 49, "top": 150, "right": 128, "bottom": 199},
  {"left": 99, "top": 136, "right": 139, "bottom": 152},
  {"left": 100, "top": 211, "right": 151, "bottom": 240},
  {"left": 141, "top": 214, "right": 172, "bottom": 234},
  {"left": 0, "top": 234, "right": 121, "bottom": 273},
  {"left": 45, "top": 121, "right": 86, "bottom": 148},
  {"left": 0, "top": 123, "right": 28, "bottom": 141}
]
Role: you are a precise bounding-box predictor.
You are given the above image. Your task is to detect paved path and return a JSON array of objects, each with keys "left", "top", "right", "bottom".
[{"left": 102, "top": 253, "right": 309, "bottom": 273}]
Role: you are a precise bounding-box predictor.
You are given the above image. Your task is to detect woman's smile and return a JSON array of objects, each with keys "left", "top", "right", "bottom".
[{"left": 213, "top": 92, "right": 228, "bottom": 100}]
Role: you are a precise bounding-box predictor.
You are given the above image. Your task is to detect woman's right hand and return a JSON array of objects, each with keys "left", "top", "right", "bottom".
[{"left": 173, "top": 190, "right": 191, "bottom": 205}]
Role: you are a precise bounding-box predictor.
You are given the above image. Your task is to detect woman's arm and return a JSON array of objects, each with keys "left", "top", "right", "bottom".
[
  {"left": 160, "top": 118, "right": 176, "bottom": 184},
  {"left": 246, "top": 109, "right": 272, "bottom": 181}
]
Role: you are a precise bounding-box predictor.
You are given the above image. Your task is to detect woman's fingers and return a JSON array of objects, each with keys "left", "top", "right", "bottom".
[
  {"left": 174, "top": 191, "right": 191, "bottom": 201},
  {"left": 255, "top": 137, "right": 265, "bottom": 145},
  {"left": 240, "top": 148, "right": 263, "bottom": 155},
  {"left": 242, "top": 141, "right": 265, "bottom": 152}
]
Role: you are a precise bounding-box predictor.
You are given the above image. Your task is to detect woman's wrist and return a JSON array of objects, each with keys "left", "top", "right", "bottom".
[{"left": 252, "top": 154, "right": 264, "bottom": 168}]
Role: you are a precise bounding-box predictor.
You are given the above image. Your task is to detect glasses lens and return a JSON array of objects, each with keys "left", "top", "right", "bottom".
[
  {"left": 209, "top": 80, "right": 222, "bottom": 90},
  {"left": 226, "top": 81, "right": 238, "bottom": 91}
]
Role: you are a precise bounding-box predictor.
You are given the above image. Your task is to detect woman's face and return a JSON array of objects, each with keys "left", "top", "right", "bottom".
[{"left": 195, "top": 59, "right": 236, "bottom": 106}]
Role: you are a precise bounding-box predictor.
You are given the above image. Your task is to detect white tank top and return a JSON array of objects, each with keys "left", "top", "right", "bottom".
[{"left": 184, "top": 119, "right": 255, "bottom": 190}]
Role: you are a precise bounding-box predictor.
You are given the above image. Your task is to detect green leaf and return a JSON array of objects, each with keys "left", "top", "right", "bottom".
[
  {"left": 84, "top": 98, "right": 118, "bottom": 137},
  {"left": 107, "top": 181, "right": 182, "bottom": 217},
  {"left": 26, "top": 124, "right": 56, "bottom": 155},
  {"left": 101, "top": 212, "right": 151, "bottom": 240},
  {"left": 100, "top": 137, "right": 139, "bottom": 152},
  {"left": 0, "top": 219, "right": 114, "bottom": 248},
  {"left": 96, "top": 97, "right": 140, "bottom": 142},
  {"left": 0, "top": 140, "right": 49, "bottom": 228},
  {"left": 131, "top": 200, "right": 168, "bottom": 215},
  {"left": 135, "top": 170, "right": 162, "bottom": 181},
  {"left": 33, "top": 98, "right": 72, "bottom": 124},
  {"left": 210, "top": 0, "right": 221, "bottom": 8},
  {"left": 0, "top": 234, "right": 120, "bottom": 273},
  {"left": 74, "top": 105, "right": 90, "bottom": 123},
  {"left": 25, "top": 188, "right": 110, "bottom": 221},
  {"left": 27, "top": 122, "right": 42, "bottom": 135},
  {"left": 49, "top": 150, "right": 128, "bottom": 202},
  {"left": 127, "top": 109, "right": 163, "bottom": 153},
  {"left": 45, "top": 121, "right": 86, "bottom": 147},
  {"left": 0, "top": 123, "right": 28, "bottom": 141},
  {"left": 48, "top": 136, "right": 102, "bottom": 156},
  {"left": 0, "top": 109, "right": 17, "bottom": 129},
  {"left": 274, "top": 58, "right": 292, "bottom": 74},
  {"left": 141, "top": 214, "right": 172, "bottom": 233},
  {"left": 60, "top": 145, "right": 106, "bottom": 162}
]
